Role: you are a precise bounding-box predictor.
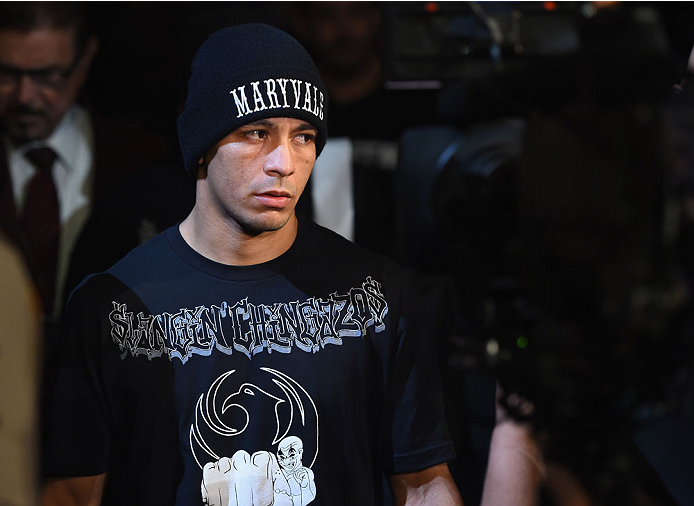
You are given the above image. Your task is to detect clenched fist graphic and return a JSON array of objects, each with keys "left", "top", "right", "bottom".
[{"left": 202, "top": 450, "right": 293, "bottom": 506}]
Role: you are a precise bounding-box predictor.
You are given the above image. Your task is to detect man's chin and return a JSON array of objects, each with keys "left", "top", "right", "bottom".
[
  {"left": 4, "top": 119, "right": 52, "bottom": 145},
  {"left": 240, "top": 212, "right": 295, "bottom": 236}
]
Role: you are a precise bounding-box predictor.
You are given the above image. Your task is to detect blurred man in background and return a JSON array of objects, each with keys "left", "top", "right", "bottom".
[
  {"left": 289, "top": 2, "right": 437, "bottom": 258},
  {"left": 0, "top": 2, "right": 98, "bottom": 323},
  {"left": 0, "top": 2, "right": 168, "bottom": 336}
]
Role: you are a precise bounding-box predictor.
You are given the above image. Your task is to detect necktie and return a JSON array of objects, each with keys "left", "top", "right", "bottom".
[{"left": 21, "top": 146, "right": 59, "bottom": 314}]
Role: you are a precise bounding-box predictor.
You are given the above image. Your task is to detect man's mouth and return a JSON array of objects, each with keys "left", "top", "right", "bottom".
[
  {"left": 255, "top": 190, "right": 292, "bottom": 209},
  {"left": 9, "top": 105, "right": 45, "bottom": 118},
  {"left": 13, "top": 112, "right": 43, "bottom": 122},
  {"left": 8, "top": 108, "right": 46, "bottom": 127}
]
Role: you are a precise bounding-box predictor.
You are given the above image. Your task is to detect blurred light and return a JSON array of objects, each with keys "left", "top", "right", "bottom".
[
  {"left": 517, "top": 336, "right": 529, "bottom": 349},
  {"left": 581, "top": 2, "right": 597, "bottom": 17},
  {"left": 594, "top": 1, "right": 620, "bottom": 11},
  {"left": 486, "top": 339, "right": 500, "bottom": 357},
  {"left": 543, "top": 1, "right": 557, "bottom": 11},
  {"left": 424, "top": 2, "right": 439, "bottom": 13}
]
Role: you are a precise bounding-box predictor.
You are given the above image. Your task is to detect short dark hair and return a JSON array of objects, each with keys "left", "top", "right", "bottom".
[{"left": 0, "top": 2, "right": 92, "bottom": 53}]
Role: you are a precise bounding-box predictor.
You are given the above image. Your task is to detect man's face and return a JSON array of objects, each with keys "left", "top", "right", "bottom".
[
  {"left": 0, "top": 26, "right": 92, "bottom": 144},
  {"left": 305, "top": 2, "right": 381, "bottom": 77},
  {"left": 198, "top": 117, "right": 317, "bottom": 235},
  {"left": 277, "top": 437, "right": 304, "bottom": 473}
]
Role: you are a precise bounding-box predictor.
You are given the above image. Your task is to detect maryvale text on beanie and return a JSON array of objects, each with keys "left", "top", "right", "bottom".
[{"left": 230, "top": 78, "right": 324, "bottom": 121}]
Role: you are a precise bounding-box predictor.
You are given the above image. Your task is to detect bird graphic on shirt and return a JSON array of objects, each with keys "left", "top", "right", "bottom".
[
  {"left": 221, "top": 383, "right": 284, "bottom": 441},
  {"left": 189, "top": 368, "right": 319, "bottom": 470}
]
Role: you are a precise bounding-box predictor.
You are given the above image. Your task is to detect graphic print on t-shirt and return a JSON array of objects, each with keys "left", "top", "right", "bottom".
[
  {"left": 192, "top": 368, "right": 318, "bottom": 506},
  {"left": 104, "top": 274, "right": 390, "bottom": 504},
  {"left": 108, "top": 276, "right": 388, "bottom": 363}
]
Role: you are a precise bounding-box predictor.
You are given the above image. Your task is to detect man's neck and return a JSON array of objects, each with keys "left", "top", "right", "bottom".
[{"left": 179, "top": 209, "right": 298, "bottom": 266}]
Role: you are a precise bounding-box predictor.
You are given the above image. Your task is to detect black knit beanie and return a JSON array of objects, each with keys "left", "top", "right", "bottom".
[{"left": 177, "top": 24, "right": 329, "bottom": 178}]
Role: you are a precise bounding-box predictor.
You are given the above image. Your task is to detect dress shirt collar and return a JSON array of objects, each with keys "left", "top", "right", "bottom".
[{"left": 4, "top": 104, "right": 93, "bottom": 174}]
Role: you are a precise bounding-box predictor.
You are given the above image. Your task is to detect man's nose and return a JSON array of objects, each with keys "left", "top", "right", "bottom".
[
  {"left": 15, "top": 74, "right": 41, "bottom": 104},
  {"left": 263, "top": 141, "right": 295, "bottom": 178}
]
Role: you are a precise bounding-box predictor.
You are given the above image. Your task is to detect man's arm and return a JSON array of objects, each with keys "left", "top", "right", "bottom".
[
  {"left": 479, "top": 420, "right": 544, "bottom": 506},
  {"left": 479, "top": 385, "right": 545, "bottom": 506},
  {"left": 389, "top": 463, "right": 464, "bottom": 506},
  {"left": 41, "top": 474, "right": 106, "bottom": 506}
]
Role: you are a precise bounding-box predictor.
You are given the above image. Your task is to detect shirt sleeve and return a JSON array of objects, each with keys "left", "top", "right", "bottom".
[
  {"left": 382, "top": 269, "right": 457, "bottom": 475},
  {"left": 42, "top": 275, "right": 113, "bottom": 477}
]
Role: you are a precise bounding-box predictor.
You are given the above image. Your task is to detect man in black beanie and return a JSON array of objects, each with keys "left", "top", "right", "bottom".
[{"left": 42, "top": 24, "right": 463, "bottom": 506}]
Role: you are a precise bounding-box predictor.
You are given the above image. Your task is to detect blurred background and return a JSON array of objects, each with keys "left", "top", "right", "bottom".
[{"left": 3, "top": 1, "right": 694, "bottom": 505}]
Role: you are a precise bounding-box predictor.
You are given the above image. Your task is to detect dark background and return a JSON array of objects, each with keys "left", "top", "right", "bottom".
[{"left": 75, "top": 2, "right": 694, "bottom": 505}]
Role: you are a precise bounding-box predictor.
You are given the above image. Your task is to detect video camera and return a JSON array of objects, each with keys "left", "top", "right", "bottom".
[{"left": 386, "top": 3, "right": 694, "bottom": 503}]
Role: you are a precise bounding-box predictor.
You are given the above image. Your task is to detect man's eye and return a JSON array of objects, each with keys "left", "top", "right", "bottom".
[
  {"left": 0, "top": 66, "right": 63, "bottom": 87},
  {"left": 296, "top": 133, "right": 315, "bottom": 144},
  {"left": 31, "top": 70, "right": 64, "bottom": 87},
  {"left": 246, "top": 130, "right": 267, "bottom": 140}
]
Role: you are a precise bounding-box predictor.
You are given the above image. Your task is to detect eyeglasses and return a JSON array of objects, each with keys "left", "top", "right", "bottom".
[{"left": 0, "top": 51, "right": 83, "bottom": 90}]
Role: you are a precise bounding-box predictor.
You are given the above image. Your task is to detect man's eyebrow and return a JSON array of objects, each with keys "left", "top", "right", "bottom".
[
  {"left": 0, "top": 62, "right": 66, "bottom": 73},
  {"left": 242, "top": 119, "right": 275, "bottom": 129},
  {"left": 292, "top": 121, "right": 318, "bottom": 133},
  {"left": 241, "top": 119, "right": 317, "bottom": 133}
]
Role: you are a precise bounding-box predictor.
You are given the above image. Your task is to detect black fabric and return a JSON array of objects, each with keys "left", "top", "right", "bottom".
[
  {"left": 44, "top": 220, "right": 455, "bottom": 505},
  {"left": 42, "top": 273, "right": 182, "bottom": 504},
  {"left": 177, "top": 24, "right": 329, "bottom": 177}
]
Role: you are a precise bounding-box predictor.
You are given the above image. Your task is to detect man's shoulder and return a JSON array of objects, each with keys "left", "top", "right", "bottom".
[
  {"left": 301, "top": 220, "right": 399, "bottom": 269},
  {"left": 68, "top": 227, "right": 175, "bottom": 307},
  {"left": 298, "top": 220, "right": 408, "bottom": 299}
]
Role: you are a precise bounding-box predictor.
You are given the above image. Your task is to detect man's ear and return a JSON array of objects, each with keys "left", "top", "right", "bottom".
[
  {"left": 200, "top": 144, "right": 220, "bottom": 169},
  {"left": 71, "top": 35, "right": 99, "bottom": 90},
  {"left": 83, "top": 35, "right": 99, "bottom": 69},
  {"left": 196, "top": 157, "right": 207, "bottom": 180}
]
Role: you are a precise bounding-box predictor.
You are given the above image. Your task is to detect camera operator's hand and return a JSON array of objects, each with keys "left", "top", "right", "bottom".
[{"left": 201, "top": 450, "right": 292, "bottom": 506}]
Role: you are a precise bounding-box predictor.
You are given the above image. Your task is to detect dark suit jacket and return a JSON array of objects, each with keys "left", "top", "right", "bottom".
[{"left": 0, "top": 110, "right": 171, "bottom": 321}]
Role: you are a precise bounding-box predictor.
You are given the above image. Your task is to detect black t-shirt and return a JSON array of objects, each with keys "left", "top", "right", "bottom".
[{"left": 43, "top": 220, "right": 455, "bottom": 505}]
